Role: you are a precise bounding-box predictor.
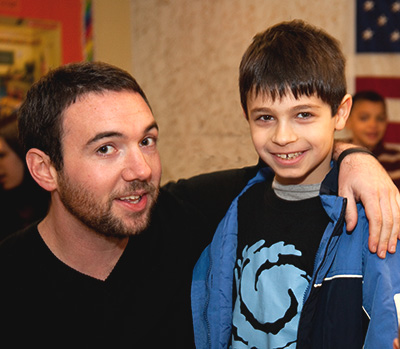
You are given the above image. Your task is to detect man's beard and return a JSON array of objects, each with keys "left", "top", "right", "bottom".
[{"left": 57, "top": 171, "right": 159, "bottom": 238}]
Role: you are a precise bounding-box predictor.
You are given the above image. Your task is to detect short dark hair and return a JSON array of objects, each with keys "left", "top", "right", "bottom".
[
  {"left": 18, "top": 61, "right": 151, "bottom": 170},
  {"left": 239, "top": 20, "right": 347, "bottom": 117},
  {"left": 352, "top": 90, "right": 386, "bottom": 110}
]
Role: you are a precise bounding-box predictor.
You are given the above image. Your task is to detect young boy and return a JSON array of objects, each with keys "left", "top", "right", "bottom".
[
  {"left": 346, "top": 90, "right": 400, "bottom": 188},
  {"left": 191, "top": 20, "right": 400, "bottom": 348}
]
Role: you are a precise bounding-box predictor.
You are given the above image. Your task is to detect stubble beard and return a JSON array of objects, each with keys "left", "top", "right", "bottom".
[{"left": 57, "top": 171, "right": 159, "bottom": 239}]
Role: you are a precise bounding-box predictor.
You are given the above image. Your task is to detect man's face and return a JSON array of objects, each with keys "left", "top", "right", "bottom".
[
  {"left": 247, "top": 92, "right": 348, "bottom": 185},
  {"left": 346, "top": 100, "right": 387, "bottom": 150},
  {"left": 56, "top": 90, "right": 161, "bottom": 237}
]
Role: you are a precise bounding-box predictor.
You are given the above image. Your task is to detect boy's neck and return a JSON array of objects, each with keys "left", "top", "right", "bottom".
[{"left": 272, "top": 179, "right": 321, "bottom": 201}]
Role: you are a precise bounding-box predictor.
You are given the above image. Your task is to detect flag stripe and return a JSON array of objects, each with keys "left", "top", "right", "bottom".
[
  {"left": 384, "top": 122, "right": 400, "bottom": 143},
  {"left": 356, "top": 77, "right": 400, "bottom": 98}
]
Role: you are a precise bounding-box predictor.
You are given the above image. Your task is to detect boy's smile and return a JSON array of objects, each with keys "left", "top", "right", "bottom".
[{"left": 247, "top": 92, "right": 350, "bottom": 185}]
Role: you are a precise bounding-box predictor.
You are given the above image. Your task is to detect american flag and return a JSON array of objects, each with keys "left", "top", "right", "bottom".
[{"left": 356, "top": 0, "right": 400, "bottom": 144}]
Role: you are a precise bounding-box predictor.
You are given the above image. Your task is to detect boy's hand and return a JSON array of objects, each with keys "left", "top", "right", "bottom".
[{"left": 338, "top": 152, "right": 400, "bottom": 258}]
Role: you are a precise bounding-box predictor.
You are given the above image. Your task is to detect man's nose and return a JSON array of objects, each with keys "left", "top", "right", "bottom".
[{"left": 121, "top": 148, "right": 152, "bottom": 182}]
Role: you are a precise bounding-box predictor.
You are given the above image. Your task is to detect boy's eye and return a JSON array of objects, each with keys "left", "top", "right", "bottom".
[
  {"left": 258, "top": 115, "right": 274, "bottom": 121},
  {"left": 358, "top": 114, "right": 369, "bottom": 122},
  {"left": 297, "top": 112, "right": 311, "bottom": 119}
]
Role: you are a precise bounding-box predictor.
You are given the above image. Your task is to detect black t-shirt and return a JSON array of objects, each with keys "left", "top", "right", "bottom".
[
  {"left": 0, "top": 165, "right": 260, "bottom": 349},
  {"left": 231, "top": 182, "right": 331, "bottom": 347},
  {"left": 0, "top": 173, "right": 49, "bottom": 241},
  {"left": 237, "top": 182, "right": 331, "bottom": 276}
]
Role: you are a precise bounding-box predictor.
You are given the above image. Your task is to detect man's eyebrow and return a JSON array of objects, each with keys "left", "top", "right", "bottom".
[
  {"left": 146, "top": 121, "right": 159, "bottom": 133},
  {"left": 86, "top": 132, "right": 123, "bottom": 146},
  {"left": 86, "top": 122, "right": 159, "bottom": 146}
]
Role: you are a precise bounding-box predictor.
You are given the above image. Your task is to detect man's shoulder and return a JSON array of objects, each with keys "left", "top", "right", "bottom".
[
  {"left": 161, "top": 164, "right": 262, "bottom": 199},
  {"left": 0, "top": 223, "right": 40, "bottom": 262}
]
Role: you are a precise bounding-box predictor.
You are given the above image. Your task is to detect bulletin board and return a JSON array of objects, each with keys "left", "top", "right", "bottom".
[{"left": 0, "top": 0, "right": 92, "bottom": 117}]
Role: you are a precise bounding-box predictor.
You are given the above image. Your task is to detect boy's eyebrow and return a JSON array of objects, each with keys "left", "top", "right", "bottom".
[
  {"left": 290, "top": 104, "right": 322, "bottom": 111},
  {"left": 249, "top": 106, "right": 273, "bottom": 114},
  {"left": 86, "top": 122, "right": 159, "bottom": 146},
  {"left": 250, "top": 104, "right": 322, "bottom": 114}
]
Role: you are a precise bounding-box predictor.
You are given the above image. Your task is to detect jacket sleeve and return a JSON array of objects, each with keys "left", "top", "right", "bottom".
[{"left": 362, "top": 223, "right": 400, "bottom": 348}]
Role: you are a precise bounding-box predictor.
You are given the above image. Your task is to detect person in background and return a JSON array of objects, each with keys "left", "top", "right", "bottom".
[
  {"left": 0, "top": 112, "right": 49, "bottom": 240},
  {"left": 0, "top": 61, "right": 398, "bottom": 348},
  {"left": 346, "top": 90, "right": 400, "bottom": 188}
]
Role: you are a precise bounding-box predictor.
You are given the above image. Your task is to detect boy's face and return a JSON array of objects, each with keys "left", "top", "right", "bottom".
[
  {"left": 346, "top": 100, "right": 387, "bottom": 150},
  {"left": 246, "top": 92, "right": 349, "bottom": 185}
]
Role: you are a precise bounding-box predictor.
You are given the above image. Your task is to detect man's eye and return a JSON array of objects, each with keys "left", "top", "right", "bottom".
[
  {"left": 140, "top": 137, "right": 157, "bottom": 147},
  {"left": 97, "top": 145, "right": 114, "bottom": 154}
]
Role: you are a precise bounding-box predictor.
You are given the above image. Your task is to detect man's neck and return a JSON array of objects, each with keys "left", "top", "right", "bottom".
[{"left": 38, "top": 208, "right": 129, "bottom": 281}]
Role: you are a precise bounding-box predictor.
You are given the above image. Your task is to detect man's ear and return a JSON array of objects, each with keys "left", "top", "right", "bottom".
[
  {"left": 335, "top": 94, "right": 352, "bottom": 131},
  {"left": 25, "top": 149, "right": 58, "bottom": 192}
]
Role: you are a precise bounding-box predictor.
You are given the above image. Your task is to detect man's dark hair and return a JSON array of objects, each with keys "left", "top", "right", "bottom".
[{"left": 18, "top": 61, "right": 151, "bottom": 170}]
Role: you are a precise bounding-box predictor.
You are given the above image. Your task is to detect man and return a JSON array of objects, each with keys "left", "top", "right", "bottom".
[{"left": 0, "top": 62, "right": 398, "bottom": 348}]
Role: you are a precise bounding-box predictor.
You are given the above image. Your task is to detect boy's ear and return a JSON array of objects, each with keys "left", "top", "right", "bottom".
[
  {"left": 26, "top": 148, "right": 58, "bottom": 192},
  {"left": 242, "top": 108, "right": 249, "bottom": 120},
  {"left": 334, "top": 94, "right": 352, "bottom": 131}
]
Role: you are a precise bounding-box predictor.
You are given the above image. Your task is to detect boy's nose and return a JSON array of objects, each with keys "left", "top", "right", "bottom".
[{"left": 271, "top": 122, "right": 298, "bottom": 145}]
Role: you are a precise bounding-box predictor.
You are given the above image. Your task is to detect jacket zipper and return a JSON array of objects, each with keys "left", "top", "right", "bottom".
[{"left": 204, "top": 246, "right": 212, "bottom": 348}]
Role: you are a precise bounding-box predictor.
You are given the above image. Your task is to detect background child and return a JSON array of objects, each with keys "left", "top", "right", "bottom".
[
  {"left": 192, "top": 20, "right": 400, "bottom": 348},
  {"left": 346, "top": 90, "right": 400, "bottom": 188}
]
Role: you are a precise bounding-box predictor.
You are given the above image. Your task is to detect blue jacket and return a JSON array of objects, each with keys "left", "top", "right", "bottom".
[{"left": 191, "top": 165, "right": 400, "bottom": 348}]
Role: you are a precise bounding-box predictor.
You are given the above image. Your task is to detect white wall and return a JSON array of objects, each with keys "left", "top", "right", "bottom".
[{"left": 96, "top": 0, "right": 357, "bottom": 183}]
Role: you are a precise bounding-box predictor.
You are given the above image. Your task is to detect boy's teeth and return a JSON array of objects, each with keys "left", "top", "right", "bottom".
[{"left": 276, "top": 152, "right": 302, "bottom": 159}]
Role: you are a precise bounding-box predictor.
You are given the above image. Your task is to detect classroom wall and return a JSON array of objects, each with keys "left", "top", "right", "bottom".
[{"left": 128, "top": 0, "right": 356, "bottom": 183}]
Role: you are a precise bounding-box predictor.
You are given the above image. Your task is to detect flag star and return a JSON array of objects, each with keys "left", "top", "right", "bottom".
[
  {"left": 392, "top": 1, "right": 400, "bottom": 12},
  {"left": 362, "top": 28, "right": 374, "bottom": 40},
  {"left": 363, "top": 0, "right": 375, "bottom": 11},
  {"left": 390, "top": 30, "right": 400, "bottom": 42},
  {"left": 377, "top": 14, "right": 388, "bottom": 26}
]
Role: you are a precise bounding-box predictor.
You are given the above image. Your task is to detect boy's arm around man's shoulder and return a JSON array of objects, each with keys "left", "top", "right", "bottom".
[{"left": 161, "top": 164, "right": 261, "bottom": 230}]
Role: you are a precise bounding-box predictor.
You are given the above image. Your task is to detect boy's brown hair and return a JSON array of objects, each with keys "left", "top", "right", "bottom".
[{"left": 239, "top": 19, "right": 346, "bottom": 117}]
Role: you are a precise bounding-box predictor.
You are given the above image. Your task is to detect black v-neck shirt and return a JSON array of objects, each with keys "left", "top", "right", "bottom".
[{"left": 0, "top": 165, "right": 261, "bottom": 348}]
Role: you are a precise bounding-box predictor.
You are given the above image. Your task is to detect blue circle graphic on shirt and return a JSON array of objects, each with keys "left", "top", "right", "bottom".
[{"left": 232, "top": 240, "right": 309, "bottom": 348}]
